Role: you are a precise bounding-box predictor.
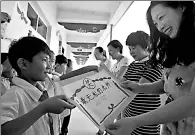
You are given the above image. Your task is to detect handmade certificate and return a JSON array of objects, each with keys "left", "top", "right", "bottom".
[{"left": 59, "top": 65, "right": 135, "bottom": 131}]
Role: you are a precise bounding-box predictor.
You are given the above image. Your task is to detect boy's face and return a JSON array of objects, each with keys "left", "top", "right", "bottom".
[
  {"left": 1, "top": 12, "right": 10, "bottom": 38},
  {"left": 66, "top": 63, "right": 73, "bottom": 73},
  {"left": 25, "top": 52, "right": 50, "bottom": 83},
  {"left": 128, "top": 45, "right": 148, "bottom": 61},
  {"left": 49, "top": 53, "right": 56, "bottom": 71},
  {"left": 55, "top": 63, "right": 67, "bottom": 75},
  {"left": 2, "top": 58, "right": 14, "bottom": 78}
]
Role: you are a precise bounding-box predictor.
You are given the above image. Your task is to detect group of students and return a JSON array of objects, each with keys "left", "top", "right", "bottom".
[
  {"left": 1, "top": 1, "right": 195, "bottom": 135},
  {"left": 0, "top": 36, "right": 99, "bottom": 135},
  {"left": 1, "top": 11, "right": 98, "bottom": 135}
]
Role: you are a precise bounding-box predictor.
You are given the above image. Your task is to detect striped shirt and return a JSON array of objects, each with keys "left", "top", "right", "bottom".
[{"left": 123, "top": 57, "right": 163, "bottom": 135}]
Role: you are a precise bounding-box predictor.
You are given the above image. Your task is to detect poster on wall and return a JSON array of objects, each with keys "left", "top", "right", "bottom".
[{"left": 59, "top": 65, "right": 136, "bottom": 131}]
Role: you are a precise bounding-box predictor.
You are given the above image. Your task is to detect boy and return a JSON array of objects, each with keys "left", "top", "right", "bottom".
[
  {"left": 1, "top": 53, "right": 14, "bottom": 95},
  {"left": 1, "top": 36, "right": 75, "bottom": 135},
  {"left": 53, "top": 55, "right": 71, "bottom": 135},
  {"left": 46, "top": 54, "right": 69, "bottom": 135},
  {"left": 54, "top": 55, "right": 68, "bottom": 75},
  {"left": 46, "top": 52, "right": 99, "bottom": 135},
  {"left": 60, "top": 58, "right": 73, "bottom": 135}
]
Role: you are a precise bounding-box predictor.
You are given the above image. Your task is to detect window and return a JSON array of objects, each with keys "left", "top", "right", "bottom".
[
  {"left": 37, "top": 18, "right": 47, "bottom": 39},
  {"left": 27, "top": 3, "right": 47, "bottom": 39},
  {"left": 27, "top": 4, "right": 38, "bottom": 30}
]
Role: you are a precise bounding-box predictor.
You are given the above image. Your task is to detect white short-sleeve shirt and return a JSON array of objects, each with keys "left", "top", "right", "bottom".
[
  {"left": 100, "top": 58, "right": 112, "bottom": 71},
  {"left": 111, "top": 56, "right": 130, "bottom": 74},
  {"left": 1, "top": 77, "right": 50, "bottom": 135}
]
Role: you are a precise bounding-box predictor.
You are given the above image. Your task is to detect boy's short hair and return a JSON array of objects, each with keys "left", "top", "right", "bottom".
[
  {"left": 55, "top": 55, "right": 67, "bottom": 65},
  {"left": 1, "top": 12, "right": 11, "bottom": 23},
  {"left": 67, "top": 59, "right": 72, "bottom": 68},
  {"left": 126, "top": 31, "right": 150, "bottom": 50},
  {"left": 8, "top": 36, "right": 50, "bottom": 74},
  {"left": 49, "top": 50, "right": 55, "bottom": 56}
]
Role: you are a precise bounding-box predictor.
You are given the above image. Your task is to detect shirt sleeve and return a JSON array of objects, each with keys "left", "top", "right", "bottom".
[
  {"left": 105, "top": 59, "right": 112, "bottom": 71},
  {"left": 120, "top": 57, "right": 130, "bottom": 67},
  {"left": 52, "top": 75, "right": 60, "bottom": 82},
  {"left": 1, "top": 90, "right": 19, "bottom": 125},
  {"left": 142, "top": 65, "right": 163, "bottom": 82}
]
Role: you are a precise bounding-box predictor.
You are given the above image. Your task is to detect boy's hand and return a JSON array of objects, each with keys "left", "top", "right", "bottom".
[
  {"left": 105, "top": 118, "right": 137, "bottom": 135},
  {"left": 41, "top": 95, "right": 75, "bottom": 114}
]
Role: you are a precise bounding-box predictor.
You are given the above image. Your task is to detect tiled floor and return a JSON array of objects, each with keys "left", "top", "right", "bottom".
[{"left": 68, "top": 108, "right": 99, "bottom": 135}]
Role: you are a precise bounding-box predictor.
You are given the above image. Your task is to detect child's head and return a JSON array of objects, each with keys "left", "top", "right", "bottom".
[
  {"left": 8, "top": 36, "right": 51, "bottom": 84},
  {"left": 1, "top": 53, "right": 14, "bottom": 78},
  {"left": 66, "top": 59, "right": 73, "bottom": 73},
  {"left": 1, "top": 12, "right": 11, "bottom": 38},
  {"left": 94, "top": 47, "right": 107, "bottom": 61},
  {"left": 49, "top": 50, "right": 56, "bottom": 71},
  {"left": 126, "top": 31, "right": 150, "bottom": 61},
  {"left": 55, "top": 55, "right": 67, "bottom": 74},
  {"left": 107, "top": 40, "right": 123, "bottom": 60}
]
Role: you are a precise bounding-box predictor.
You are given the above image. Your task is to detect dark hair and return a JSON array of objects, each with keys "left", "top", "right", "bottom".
[
  {"left": 126, "top": 31, "right": 150, "bottom": 50},
  {"left": 147, "top": 1, "right": 195, "bottom": 68},
  {"left": 50, "top": 50, "right": 55, "bottom": 55},
  {"left": 95, "top": 47, "right": 107, "bottom": 58},
  {"left": 1, "top": 12, "right": 11, "bottom": 23},
  {"left": 107, "top": 40, "right": 123, "bottom": 54},
  {"left": 1, "top": 53, "right": 8, "bottom": 64},
  {"left": 49, "top": 50, "right": 55, "bottom": 58},
  {"left": 8, "top": 36, "right": 50, "bottom": 74},
  {"left": 67, "top": 59, "right": 72, "bottom": 68},
  {"left": 55, "top": 55, "right": 67, "bottom": 65}
]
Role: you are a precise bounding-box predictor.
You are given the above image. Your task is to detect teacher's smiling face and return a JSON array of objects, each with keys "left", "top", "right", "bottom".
[{"left": 150, "top": 3, "right": 184, "bottom": 39}]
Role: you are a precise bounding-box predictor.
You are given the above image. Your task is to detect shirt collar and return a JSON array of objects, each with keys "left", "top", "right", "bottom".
[
  {"left": 134, "top": 56, "right": 149, "bottom": 63},
  {"left": 12, "top": 77, "right": 42, "bottom": 102}
]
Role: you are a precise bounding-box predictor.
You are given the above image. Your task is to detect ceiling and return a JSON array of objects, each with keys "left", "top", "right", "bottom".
[{"left": 55, "top": 1, "right": 133, "bottom": 65}]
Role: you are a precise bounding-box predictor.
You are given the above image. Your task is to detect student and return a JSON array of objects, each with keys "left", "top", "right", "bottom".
[
  {"left": 1, "top": 12, "right": 13, "bottom": 54},
  {"left": 1, "top": 53, "right": 15, "bottom": 95},
  {"left": 45, "top": 53, "right": 99, "bottom": 135},
  {"left": 107, "top": 40, "right": 130, "bottom": 80},
  {"left": 122, "top": 31, "right": 163, "bottom": 135},
  {"left": 94, "top": 47, "right": 112, "bottom": 71},
  {"left": 1, "top": 11, "right": 11, "bottom": 76},
  {"left": 105, "top": 1, "right": 195, "bottom": 135},
  {"left": 49, "top": 50, "right": 56, "bottom": 73},
  {"left": 60, "top": 58, "right": 73, "bottom": 135},
  {"left": 46, "top": 53, "right": 68, "bottom": 135},
  {"left": 1, "top": 12, "right": 11, "bottom": 39},
  {"left": 66, "top": 59, "right": 73, "bottom": 73},
  {"left": 52, "top": 54, "right": 69, "bottom": 135},
  {"left": 54, "top": 55, "right": 68, "bottom": 75},
  {"left": 1, "top": 36, "right": 75, "bottom": 135}
]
